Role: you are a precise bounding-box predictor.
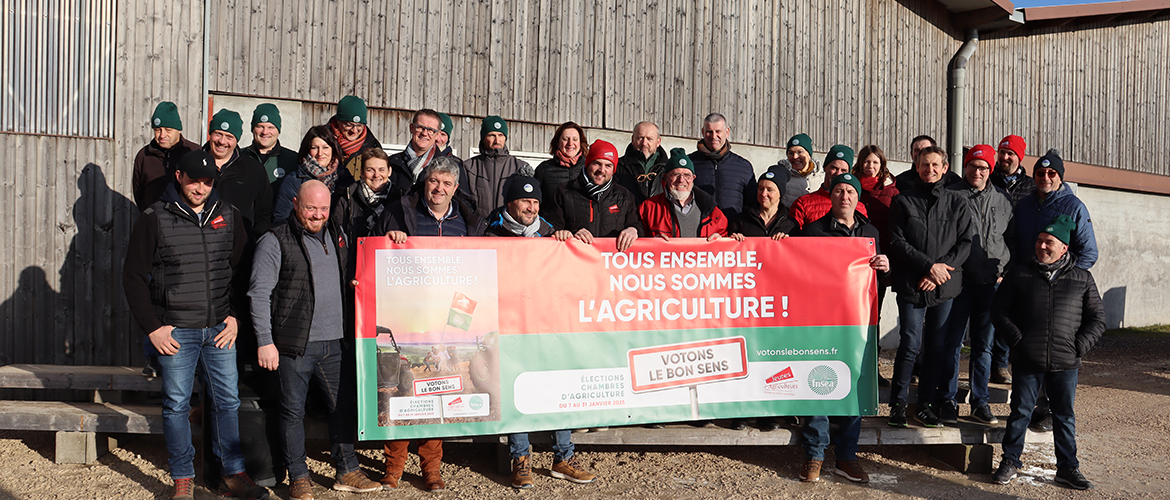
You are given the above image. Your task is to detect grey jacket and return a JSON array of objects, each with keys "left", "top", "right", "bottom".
[
  {"left": 948, "top": 181, "right": 1014, "bottom": 285},
  {"left": 462, "top": 146, "right": 531, "bottom": 219}
]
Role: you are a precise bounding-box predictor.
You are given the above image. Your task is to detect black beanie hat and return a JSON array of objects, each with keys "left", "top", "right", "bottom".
[
  {"left": 505, "top": 176, "right": 542, "bottom": 203},
  {"left": 1034, "top": 152, "right": 1065, "bottom": 179}
]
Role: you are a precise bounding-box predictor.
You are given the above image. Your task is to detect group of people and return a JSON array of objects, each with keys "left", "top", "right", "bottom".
[{"left": 125, "top": 96, "right": 1105, "bottom": 499}]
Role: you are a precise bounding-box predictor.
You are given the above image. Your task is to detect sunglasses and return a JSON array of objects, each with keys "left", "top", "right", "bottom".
[{"left": 1035, "top": 169, "right": 1060, "bottom": 179}]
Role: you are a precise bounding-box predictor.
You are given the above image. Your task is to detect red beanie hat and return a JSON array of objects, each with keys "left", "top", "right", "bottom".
[
  {"left": 964, "top": 144, "right": 996, "bottom": 166},
  {"left": 584, "top": 139, "right": 619, "bottom": 166},
  {"left": 997, "top": 135, "right": 1026, "bottom": 159}
]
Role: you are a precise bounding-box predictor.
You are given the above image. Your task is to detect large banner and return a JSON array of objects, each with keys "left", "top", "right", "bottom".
[{"left": 354, "top": 236, "right": 879, "bottom": 441}]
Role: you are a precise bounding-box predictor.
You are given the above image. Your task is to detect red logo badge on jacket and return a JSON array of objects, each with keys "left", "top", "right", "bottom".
[
  {"left": 209, "top": 215, "right": 226, "bottom": 230},
  {"left": 338, "top": 235, "right": 345, "bottom": 248},
  {"left": 608, "top": 204, "right": 620, "bottom": 214}
]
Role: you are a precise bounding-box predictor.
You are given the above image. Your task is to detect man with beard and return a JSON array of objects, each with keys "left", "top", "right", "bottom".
[
  {"left": 205, "top": 109, "right": 274, "bottom": 239},
  {"left": 133, "top": 101, "right": 200, "bottom": 211},
  {"left": 544, "top": 140, "right": 643, "bottom": 252},
  {"left": 249, "top": 181, "right": 382, "bottom": 499},
  {"left": 990, "top": 135, "right": 1035, "bottom": 207},
  {"left": 616, "top": 121, "right": 670, "bottom": 204},
  {"left": 123, "top": 150, "right": 268, "bottom": 500},
  {"left": 463, "top": 115, "right": 531, "bottom": 218},
  {"left": 638, "top": 148, "right": 728, "bottom": 240},
  {"left": 242, "top": 103, "right": 299, "bottom": 190},
  {"left": 327, "top": 95, "right": 383, "bottom": 179},
  {"left": 688, "top": 113, "right": 756, "bottom": 218}
]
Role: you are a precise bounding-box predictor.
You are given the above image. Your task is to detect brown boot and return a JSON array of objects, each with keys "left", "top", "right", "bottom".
[
  {"left": 423, "top": 471, "right": 446, "bottom": 492},
  {"left": 511, "top": 455, "right": 534, "bottom": 489},
  {"left": 171, "top": 478, "right": 194, "bottom": 500},
  {"left": 382, "top": 441, "right": 408, "bottom": 489},
  {"left": 219, "top": 472, "right": 270, "bottom": 499},
  {"left": 551, "top": 456, "right": 596, "bottom": 484},
  {"left": 800, "top": 459, "right": 823, "bottom": 482},
  {"left": 289, "top": 476, "right": 314, "bottom": 500}
]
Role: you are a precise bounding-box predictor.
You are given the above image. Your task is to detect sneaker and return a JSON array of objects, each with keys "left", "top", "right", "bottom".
[
  {"left": 914, "top": 404, "right": 942, "bottom": 428},
  {"left": 551, "top": 456, "right": 597, "bottom": 484},
  {"left": 171, "top": 477, "right": 194, "bottom": 500},
  {"left": 1029, "top": 413, "right": 1053, "bottom": 432},
  {"left": 289, "top": 476, "right": 314, "bottom": 500},
  {"left": 423, "top": 471, "right": 446, "bottom": 492},
  {"left": 888, "top": 403, "right": 908, "bottom": 427},
  {"left": 142, "top": 364, "right": 158, "bottom": 378},
  {"left": 799, "top": 459, "right": 823, "bottom": 482},
  {"left": 220, "top": 472, "right": 270, "bottom": 499},
  {"left": 938, "top": 401, "right": 959, "bottom": 425},
  {"left": 333, "top": 470, "right": 381, "bottom": 493},
  {"left": 511, "top": 455, "right": 534, "bottom": 489},
  {"left": 971, "top": 404, "right": 999, "bottom": 424},
  {"left": 991, "top": 367, "right": 1012, "bottom": 384},
  {"left": 991, "top": 461, "right": 1018, "bottom": 484},
  {"left": 1055, "top": 468, "right": 1094, "bottom": 490},
  {"left": 834, "top": 460, "right": 869, "bottom": 483}
]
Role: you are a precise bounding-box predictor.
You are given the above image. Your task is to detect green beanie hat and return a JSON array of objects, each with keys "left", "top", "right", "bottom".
[
  {"left": 438, "top": 112, "right": 454, "bottom": 135},
  {"left": 824, "top": 144, "right": 855, "bottom": 169},
  {"left": 335, "top": 95, "right": 368, "bottom": 124},
  {"left": 151, "top": 101, "right": 183, "bottom": 130},
  {"left": 830, "top": 172, "right": 862, "bottom": 195},
  {"left": 481, "top": 115, "right": 508, "bottom": 140},
  {"left": 209, "top": 109, "right": 243, "bottom": 140},
  {"left": 1042, "top": 214, "right": 1076, "bottom": 245},
  {"left": 666, "top": 147, "right": 693, "bottom": 174},
  {"left": 786, "top": 133, "right": 812, "bottom": 153},
  {"left": 251, "top": 103, "right": 281, "bottom": 131}
]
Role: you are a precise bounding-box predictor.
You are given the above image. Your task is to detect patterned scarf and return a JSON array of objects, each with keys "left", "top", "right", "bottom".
[
  {"left": 407, "top": 146, "right": 436, "bottom": 182},
  {"left": 301, "top": 156, "right": 339, "bottom": 190},
  {"left": 356, "top": 182, "right": 389, "bottom": 233},
  {"left": 554, "top": 149, "right": 581, "bottom": 169},
  {"left": 582, "top": 169, "right": 613, "bottom": 200},
  {"left": 330, "top": 118, "right": 367, "bottom": 158},
  {"left": 1035, "top": 250, "right": 1073, "bottom": 283}
]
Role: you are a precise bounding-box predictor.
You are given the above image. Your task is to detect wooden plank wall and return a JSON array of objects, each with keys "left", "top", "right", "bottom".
[{"left": 969, "top": 13, "right": 1170, "bottom": 176}]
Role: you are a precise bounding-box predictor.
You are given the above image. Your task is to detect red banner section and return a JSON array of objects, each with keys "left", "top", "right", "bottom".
[{"left": 355, "top": 236, "right": 877, "bottom": 340}]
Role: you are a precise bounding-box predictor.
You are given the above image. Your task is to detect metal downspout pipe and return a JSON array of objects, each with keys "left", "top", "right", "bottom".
[{"left": 948, "top": 29, "right": 979, "bottom": 170}]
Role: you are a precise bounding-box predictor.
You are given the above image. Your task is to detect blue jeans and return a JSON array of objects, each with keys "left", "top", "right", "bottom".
[
  {"left": 508, "top": 431, "right": 574, "bottom": 462},
  {"left": 950, "top": 283, "right": 998, "bottom": 406},
  {"left": 276, "top": 339, "right": 359, "bottom": 480},
  {"left": 802, "top": 415, "right": 861, "bottom": 461},
  {"left": 1001, "top": 367, "right": 1079, "bottom": 470},
  {"left": 889, "top": 297, "right": 954, "bottom": 406},
  {"left": 156, "top": 323, "right": 245, "bottom": 480}
]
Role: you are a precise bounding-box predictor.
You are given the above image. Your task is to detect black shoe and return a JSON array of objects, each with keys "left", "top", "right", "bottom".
[
  {"left": 1055, "top": 468, "right": 1093, "bottom": 490},
  {"left": 914, "top": 404, "right": 942, "bottom": 428},
  {"left": 888, "top": 403, "right": 908, "bottom": 427},
  {"left": 971, "top": 404, "right": 999, "bottom": 424},
  {"left": 757, "top": 418, "right": 779, "bottom": 431},
  {"left": 142, "top": 364, "right": 158, "bottom": 378},
  {"left": 938, "top": 401, "right": 959, "bottom": 425},
  {"left": 1029, "top": 414, "right": 1053, "bottom": 432},
  {"left": 991, "top": 461, "right": 1019, "bottom": 484},
  {"left": 878, "top": 375, "right": 891, "bottom": 387},
  {"left": 730, "top": 419, "right": 747, "bottom": 430}
]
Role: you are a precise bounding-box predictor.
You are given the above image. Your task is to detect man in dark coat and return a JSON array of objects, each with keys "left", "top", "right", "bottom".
[
  {"left": 615, "top": 121, "right": 670, "bottom": 205},
  {"left": 241, "top": 103, "right": 299, "bottom": 190},
  {"left": 463, "top": 115, "right": 532, "bottom": 218},
  {"left": 377, "top": 156, "right": 483, "bottom": 240},
  {"left": 688, "top": 113, "right": 757, "bottom": 219},
  {"left": 386, "top": 109, "right": 470, "bottom": 200},
  {"left": 544, "top": 140, "right": 643, "bottom": 251},
  {"left": 793, "top": 172, "right": 889, "bottom": 484},
  {"left": 989, "top": 135, "right": 1036, "bottom": 207},
  {"left": 990, "top": 215, "right": 1105, "bottom": 490},
  {"left": 132, "top": 101, "right": 200, "bottom": 211},
  {"left": 885, "top": 146, "right": 974, "bottom": 428}
]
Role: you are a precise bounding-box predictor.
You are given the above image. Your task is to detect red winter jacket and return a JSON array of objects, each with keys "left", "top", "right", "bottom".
[
  {"left": 788, "top": 188, "right": 867, "bottom": 230},
  {"left": 639, "top": 189, "right": 728, "bottom": 238},
  {"left": 859, "top": 175, "right": 899, "bottom": 250}
]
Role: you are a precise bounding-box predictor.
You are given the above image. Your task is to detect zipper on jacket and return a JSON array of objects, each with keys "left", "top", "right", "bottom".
[
  {"left": 200, "top": 203, "right": 215, "bottom": 329},
  {"left": 589, "top": 199, "right": 594, "bottom": 224}
]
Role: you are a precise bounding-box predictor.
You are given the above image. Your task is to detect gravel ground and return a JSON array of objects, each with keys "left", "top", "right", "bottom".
[{"left": 2, "top": 332, "right": 1168, "bottom": 499}]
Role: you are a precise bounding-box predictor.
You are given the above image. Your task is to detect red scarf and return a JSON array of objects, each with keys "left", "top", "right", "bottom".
[
  {"left": 330, "top": 119, "right": 368, "bottom": 157},
  {"left": 554, "top": 149, "right": 581, "bottom": 168}
]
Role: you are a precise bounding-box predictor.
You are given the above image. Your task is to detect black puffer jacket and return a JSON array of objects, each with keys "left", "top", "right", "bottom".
[
  {"left": 543, "top": 175, "right": 645, "bottom": 238},
  {"left": 729, "top": 210, "right": 797, "bottom": 237},
  {"left": 534, "top": 156, "right": 585, "bottom": 201},
  {"left": 991, "top": 255, "right": 1106, "bottom": 372},
  {"left": 374, "top": 193, "right": 485, "bottom": 237},
  {"left": 887, "top": 177, "right": 975, "bottom": 306},
  {"left": 386, "top": 147, "right": 471, "bottom": 202},
  {"left": 689, "top": 146, "right": 757, "bottom": 219},
  {"left": 266, "top": 218, "right": 350, "bottom": 357}
]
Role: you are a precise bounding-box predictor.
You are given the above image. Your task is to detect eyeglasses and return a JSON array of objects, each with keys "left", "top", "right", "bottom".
[
  {"left": 966, "top": 165, "right": 991, "bottom": 173},
  {"left": 636, "top": 172, "right": 658, "bottom": 182},
  {"left": 412, "top": 123, "right": 440, "bottom": 136},
  {"left": 1036, "top": 169, "right": 1060, "bottom": 179},
  {"left": 340, "top": 121, "right": 363, "bottom": 131}
]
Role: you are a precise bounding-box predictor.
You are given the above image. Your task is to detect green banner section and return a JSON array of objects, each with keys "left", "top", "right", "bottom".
[{"left": 357, "top": 325, "right": 877, "bottom": 441}]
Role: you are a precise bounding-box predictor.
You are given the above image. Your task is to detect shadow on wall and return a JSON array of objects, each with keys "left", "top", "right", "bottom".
[
  {"left": 1103, "top": 286, "right": 1126, "bottom": 330},
  {"left": 0, "top": 163, "right": 138, "bottom": 368}
]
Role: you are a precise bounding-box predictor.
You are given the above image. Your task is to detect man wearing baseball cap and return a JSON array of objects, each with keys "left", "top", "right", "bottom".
[
  {"left": 990, "top": 135, "right": 1036, "bottom": 207},
  {"left": 945, "top": 145, "right": 1014, "bottom": 425},
  {"left": 544, "top": 139, "right": 644, "bottom": 252},
  {"left": 124, "top": 150, "right": 268, "bottom": 500},
  {"left": 991, "top": 215, "right": 1104, "bottom": 490},
  {"left": 242, "top": 103, "right": 299, "bottom": 189},
  {"left": 133, "top": 101, "right": 201, "bottom": 211}
]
